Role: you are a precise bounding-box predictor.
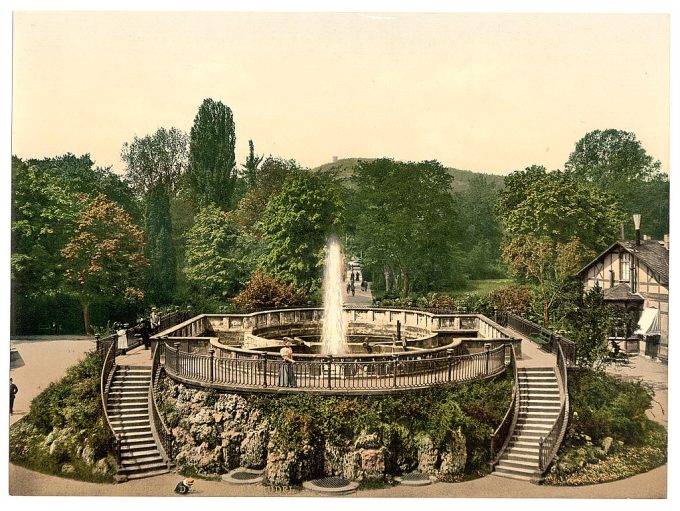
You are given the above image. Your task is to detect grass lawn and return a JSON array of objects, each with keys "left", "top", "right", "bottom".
[{"left": 449, "top": 279, "right": 512, "bottom": 297}]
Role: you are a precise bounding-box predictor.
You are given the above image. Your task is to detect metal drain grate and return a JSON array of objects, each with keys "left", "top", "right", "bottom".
[
  {"left": 400, "top": 472, "right": 430, "bottom": 482},
  {"left": 311, "top": 477, "right": 351, "bottom": 489},
  {"left": 231, "top": 471, "right": 261, "bottom": 481}
]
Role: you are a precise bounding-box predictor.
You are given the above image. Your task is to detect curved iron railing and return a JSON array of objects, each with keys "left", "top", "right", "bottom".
[
  {"left": 490, "top": 344, "right": 519, "bottom": 465},
  {"left": 162, "top": 341, "right": 507, "bottom": 393},
  {"left": 150, "top": 342, "right": 174, "bottom": 464},
  {"left": 503, "top": 312, "right": 576, "bottom": 366},
  {"left": 539, "top": 343, "right": 570, "bottom": 472},
  {"left": 99, "top": 334, "right": 121, "bottom": 466}
]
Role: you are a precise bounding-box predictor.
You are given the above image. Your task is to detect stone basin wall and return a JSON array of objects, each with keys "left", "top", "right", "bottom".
[{"left": 158, "top": 375, "right": 470, "bottom": 486}]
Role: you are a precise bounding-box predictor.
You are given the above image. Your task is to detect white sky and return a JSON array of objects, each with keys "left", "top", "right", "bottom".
[{"left": 11, "top": 9, "right": 670, "bottom": 176}]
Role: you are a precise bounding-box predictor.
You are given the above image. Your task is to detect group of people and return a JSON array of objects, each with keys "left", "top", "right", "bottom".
[{"left": 346, "top": 271, "right": 368, "bottom": 296}]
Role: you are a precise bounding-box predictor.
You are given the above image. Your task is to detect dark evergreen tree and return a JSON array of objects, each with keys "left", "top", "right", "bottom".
[
  {"left": 242, "top": 139, "right": 263, "bottom": 189},
  {"left": 145, "top": 186, "right": 176, "bottom": 304},
  {"left": 187, "top": 98, "right": 238, "bottom": 210}
]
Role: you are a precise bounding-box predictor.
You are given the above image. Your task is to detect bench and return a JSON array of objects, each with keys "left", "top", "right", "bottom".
[{"left": 530, "top": 330, "right": 552, "bottom": 346}]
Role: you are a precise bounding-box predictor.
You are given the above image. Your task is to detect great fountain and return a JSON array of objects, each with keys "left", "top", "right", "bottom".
[{"left": 320, "top": 236, "right": 347, "bottom": 356}]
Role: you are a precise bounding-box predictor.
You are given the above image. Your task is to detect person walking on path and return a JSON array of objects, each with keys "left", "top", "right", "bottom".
[
  {"left": 350, "top": 281, "right": 355, "bottom": 297},
  {"left": 10, "top": 378, "right": 18, "bottom": 414}
]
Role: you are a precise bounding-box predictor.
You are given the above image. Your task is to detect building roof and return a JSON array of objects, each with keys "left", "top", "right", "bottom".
[
  {"left": 578, "top": 239, "right": 669, "bottom": 287},
  {"left": 603, "top": 283, "right": 644, "bottom": 302}
]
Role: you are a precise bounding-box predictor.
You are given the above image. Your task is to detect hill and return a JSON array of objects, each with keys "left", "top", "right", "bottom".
[{"left": 313, "top": 158, "right": 506, "bottom": 192}]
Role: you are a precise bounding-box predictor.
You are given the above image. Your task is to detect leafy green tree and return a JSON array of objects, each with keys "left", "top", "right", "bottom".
[
  {"left": 565, "top": 129, "right": 668, "bottom": 239},
  {"left": 233, "top": 157, "right": 302, "bottom": 233},
  {"left": 62, "top": 194, "right": 148, "bottom": 334},
  {"left": 187, "top": 98, "right": 238, "bottom": 210},
  {"left": 260, "top": 172, "right": 344, "bottom": 293},
  {"left": 11, "top": 157, "right": 82, "bottom": 298},
  {"left": 242, "top": 139, "right": 264, "bottom": 189},
  {"left": 560, "top": 285, "right": 614, "bottom": 368},
  {"left": 502, "top": 235, "right": 591, "bottom": 326},
  {"left": 121, "top": 127, "right": 188, "bottom": 304},
  {"left": 121, "top": 127, "right": 188, "bottom": 195},
  {"left": 498, "top": 167, "right": 624, "bottom": 254},
  {"left": 25, "top": 153, "right": 141, "bottom": 221},
  {"left": 184, "top": 205, "right": 260, "bottom": 300},
  {"left": 351, "top": 159, "right": 461, "bottom": 295},
  {"left": 456, "top": 175, "right": 503, "bottom": 278}
]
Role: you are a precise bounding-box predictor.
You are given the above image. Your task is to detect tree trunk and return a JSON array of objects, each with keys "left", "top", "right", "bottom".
[
  {"left": 82, "top": 302, "right": 92, "bottom": 336},
  {"left": 543, "top": 300, "right": 550, "bottom": 327},
  {"left": 402, "top": 270, "right": 410, "bottom": 297},
  {"left": 384, "top": 265, "right": 391, "bottom": 293}
]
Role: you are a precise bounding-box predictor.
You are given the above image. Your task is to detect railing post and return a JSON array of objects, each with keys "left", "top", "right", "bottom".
[
  {"left": 209, "top": 348, "right": 215, "bottom": 383},
  {"left": 261, "top": 354, "right": 268, "bottom": 387},
  {"left": 174, "top": 342, "right": 180, "bottom": 374},
  {"left": 484, "top": 343, "right": 491, "bottom": 375},
  {"left": 327, "top": 355, "right": 333, "bottom": 388},
  {"left": 392, "top": 353, "right": 399, "bottom": 388},
  {"left": 446, "top": 348, "right": 454, "bottom": 382},
  {"left": 95, "top": 334, "right": 100, "bottom": 353}
]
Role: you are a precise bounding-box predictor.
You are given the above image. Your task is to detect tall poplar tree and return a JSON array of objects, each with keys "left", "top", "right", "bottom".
[{"left": 187, "top": 98, "right": 237, "bottom": 210}]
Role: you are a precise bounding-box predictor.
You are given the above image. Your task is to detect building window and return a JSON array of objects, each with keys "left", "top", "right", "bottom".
[{"left": 620, "top": 252, "right": 630, "bottom": 283}]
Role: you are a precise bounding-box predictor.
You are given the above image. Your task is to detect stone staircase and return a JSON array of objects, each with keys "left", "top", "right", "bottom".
[
  {"left": 107, "top": 365, "right": 170, "bottom": 480},
  {"left": 493, "top": 367, "right": 561, "bottom": 481}
]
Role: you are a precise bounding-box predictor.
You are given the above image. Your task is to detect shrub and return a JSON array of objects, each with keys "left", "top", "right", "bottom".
[
  {"left": 488, "top": 285, "right": 533, "bottom": 314},
  {"left": 9, "top": 350, "right": 115, "bottom": 482},
  {"left": 232, "top": 271, "right": 308, "bottom": 310},
  {"left": 568, "top": 369, "right": 653, "bottom": 445}
]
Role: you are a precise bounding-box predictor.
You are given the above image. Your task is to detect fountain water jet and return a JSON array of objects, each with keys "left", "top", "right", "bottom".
[{"left": 320, "top": 236, "right": 347, "bottom": 355}]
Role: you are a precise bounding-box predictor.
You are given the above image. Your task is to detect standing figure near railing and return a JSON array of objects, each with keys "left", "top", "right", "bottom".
[
  {"left": 139, "top": 317, "right": 151, "bottom": 350},
  {"left": 150, "top": 307, "right": 160, "bottom": 335},
  {"left": 279, "top": 339, "right": 297, "bottom": 387}
]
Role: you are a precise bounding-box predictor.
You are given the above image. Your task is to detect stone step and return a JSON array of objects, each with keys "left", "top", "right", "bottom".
[
  {"left": 125, "top": 468, "right": 170, "bottom": 480},
  {"left": 109, "top": 391, "right": 149, "bottom": 398},
  {"left": 120, "top": 441, "right": 158, "bottom": 451},
  {"left": 117, "top": 430, "right": 155, "bottom": 440},
  {"left": 499, "top": 456, "right": 540, "bottom": 470},
  {"left": 508, "top": 439, "right": 541, "bottom": 450},
  {"left": 516, "top": 416, "right": 557, "bottom": 424},
  {"left": 494, "top": 464, "right": 540, "bottom": 478},
  {"left": 513, "top": 430, "right": 554, "bottom": 440},
  {"left": 492, "top": 469, "right": 535, "bottom": 481},
  {"left": 121, "top": 448, "right": 161, "bottom": 458},
  {"left": 518, "top": 382, "right": 559, "bottom": 388},
  {"left": 518, "top": 411, "right": 561, "bottom": 419},
  {"left": 120, "top": 454, "right": 164, "bottom": 466},
  {"left": 518, "top": 375, "right": 557, "bottom": 380},
  {"left": 109, "top": 413, "right": 150, "bottom": 425},
  {"left": 113, "top": 425, "right": 153, "bottom": 435},
  {"left": 109, "top": 383, "right": 149, "bottom": 393},
  {"left": 505, "top": 445, "right": 540, "bottom": 456},
  {"left": 503, "top": 451, "right": 540, "bottom": 463},
  {"left": 520, "top": 367, "right": 555, "bottom": 372},
  {"left": 118, "top": 460, "right": 168, "bottom": 474},
  {"left": 107, "top": 396, "right": 148, "bottom": 403},
  {"left": 111, "top": 419, "right": 151, "bottom": 428}
]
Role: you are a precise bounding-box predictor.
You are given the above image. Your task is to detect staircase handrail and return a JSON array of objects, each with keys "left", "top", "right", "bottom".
[
  {"left": 538, "top": 343, "right": 570, "bottom": 472},
  {"left": 149, "top": 341, "right": 174, "bottom": 464},
  {"left": 490, "top": 343, "right": 520, "bottom": 466},
  {"left": 505, "top": 312, "right": 576, "bottom": 366},
  {"left": 99, "top": 334, "right": 121, "bottom": 466}
]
